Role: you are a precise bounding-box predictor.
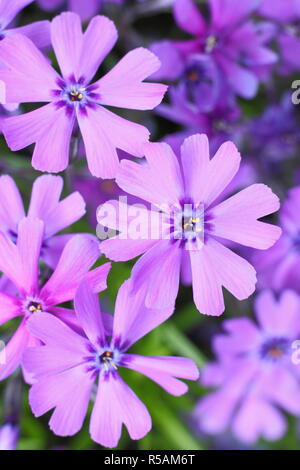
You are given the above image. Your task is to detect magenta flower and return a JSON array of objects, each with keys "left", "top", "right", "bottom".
[
  {"left": 98, "top": 134, "right": 281, "bottom": 316},
  {"left": 151, "top": 0, "right": 277, "bottom": 98},
  {"left": 196, "top": 290, "right": 300, "bottom": 444},
  {"left": 23, "top": 278, "right": 198, "bottom": 447},
  {"left": 253, "top": 186, "right": 300, "bottom": 294},
  {"left": 37, "top": 0, "right": 123, "bottom": 22},
  {"left": 0, "top": 0, "right": 50, "bottom": 49},
  {"left": 0, "top": 174, "right": 86, "bottom": 269},
  {"left": 0, "top": 217, "right": 110, "bottom": 381},
  {"left": 0, "top": 12, "right": 167, "bottom": 177}
]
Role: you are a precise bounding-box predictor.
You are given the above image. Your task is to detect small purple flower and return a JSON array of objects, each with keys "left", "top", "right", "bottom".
[
  {"left": 253, "top": 186, "right": 300, "bottom": 294},
  {"left": 258, "top": 0, "right": 300, "bottom": 73},
  {"left": 196, "top": 290, "right": 300, "bottom": 444},
  {"left": 0, "top": 0, "right": 50, "bottom": 49},
  {"left": 0, "top": 217, "right": 110, "bottom": 381},
  {"left": 98, "top": 134, "right": 281, "bottom": 316},
  {"left": 23, "top": 278, "right": 199, "bottom": 448},
  {"left": 151, "top": 0, "right": 277, "bottom": 99},
  {"left": 37, "top": 0, "right": 123, "bottom": 22},
  {"left": 0, "top": 174, "right": 86, "bottom": 269},
  {"left": 0, "top": 12, "right": 167, "bottom": 177}
]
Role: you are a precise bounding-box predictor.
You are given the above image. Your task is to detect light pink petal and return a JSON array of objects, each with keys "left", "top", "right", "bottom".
[
  {"left": 255, "top": 289, "right": 300, "bottom": 336},
  {"left": 101, "top": 237, "right": 158, "bottom": 262},
  {"left": 0, "top": 175, "right": 25, "bottom": 230},
  {"left": 74, "top": 278, "right": 106, "bottom": 346},
  {"left": 112, "top": 279, "right": 174, "bottom": 349},
  {"left": 50, "top": 12, "right": 83, "bottom": 79},
  {"left": 90, "top": 373, "right": 151, "bottom": 448},
  {"left": 2, "top": 103, "right": 59, "bottom": 151},
  {"left": 190, "top": 238, "right": 256, "bottom": 316},
  {"left": 33, "top": 188, "right": 86, "bottom": 238},
  {"left": 116, "top": 142, "right": 184, "bottom": 209},
  {"left": 10, "top": 20, "right": 51, "bottom": 49},
  {"left": 0, "top": 232, "right": 23, "bottom": 293},
  {"left": 87, "top": 263, "right": 111, "bottom": 294},
  {"left": 0, "top": 0, "right": 34, "bottom": 29},
  {"left": 17, "top": 217, "right": 44, "bottom": 296},
  {"left": 0, "top": 292, "right": 20, "bottom": 326},
  {"left": 196, "top": 390, "right": 238, "bottom": 434},
  {"left": 0, "top": 34, "right": 59, "bottom": 102},
  {"left": 29, "top": 364, "right": 94, "bottom": 436},
  {"left": 78, "top": 16, "right": 117, "bottom": 83},
  {"left": 217, "top": 318, "right": 262, "bottom": 356},
  {"left": 211, "top": 184, "right": 281, "bottom": 249},
  {"left": 41, "top": 235, "right": 100, "bottom": 305},
  {"left": 123, "top": 354, "right": 199, "bottom": 396},
  {"left": 95, "top": 47, "right": 167, "bottom": 110},
  {"left": 232, "top": 397, "right": 286, "bottom": 444},
  {"left": 180, "top": 134, "right": 210, "bottom": 204},
  {"left": 0, "top": 320, "right": 30, "bottom": 380},
  {"left": 28, "top": 174, "right": 63, "bottom": 221},
  {"left": 174, "top": 0, "right": 207, "bottom": 35},
  {"left": 26, "top": 312, "right": 88, "bottom": 353},
  {"left": 76, "top": 106, "right": 119, "bottom": 178},
  {"left": 130, "top": 240, "right": 182, "bottom": 309},
  {"left": 199, "top": 141, "right": 241, "bottom": 208},
  {"left": 32, "top": 105, "right": 75, "bottom": 173},
  {"left": 262, "top": 367, "right": 300, "bottom": 415}
]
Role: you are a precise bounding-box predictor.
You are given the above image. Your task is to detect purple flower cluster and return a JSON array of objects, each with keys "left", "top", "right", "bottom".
[{"left": 0, "top": 0, "right": 298, "bottom": 451}]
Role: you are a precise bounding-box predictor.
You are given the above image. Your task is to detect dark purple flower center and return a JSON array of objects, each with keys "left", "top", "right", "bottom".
[
  {"left": 84, "top": 345, "right": 122, "bottom": 378},
  {"left": 25, "top": 300, "right": 43, "bottom": 315},
  {"left": 52, "top": 75, "right": 100, "bottom": 117},
  {"left": 260, "top": 337, "right": 290, "bottom": 362}
]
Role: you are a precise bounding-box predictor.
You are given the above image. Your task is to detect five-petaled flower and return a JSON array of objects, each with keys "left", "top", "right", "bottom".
[
  {"left": 98, "top": 134, "right": 282, "bottom": 316},
  {"left": 0, "top": 12, "right": 167, "bottom": 177},
  {"left": 23, "top": 278, "right": 198, "bottom": 447}
]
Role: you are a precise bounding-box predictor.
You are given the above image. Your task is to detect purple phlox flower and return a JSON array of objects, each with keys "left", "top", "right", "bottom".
[
  {"left": 258, "top": 0, "right": 300, "bottom": 73},
  {"left": 0, "top": 217, "right": 111, "bottom": 381},
  {"left": 157, "top": 85, "right": 243, "bottom": 156},
  {"left": 0, "top": 12, "right": 167, "bottom": 177},
  {"left": 37, "top": 0, "right": 123, "bottom": 22},
  {"left": 0, "top": 174, "right": 86, "bottom": 269},
  {"left": 196, "top": 289, "right": 300, "bottom": 444},
  {"left": 0, "top": 423, "right": 18, "bottom": 450},
  {"left": 23, "top": 278, "right": 199, "bottom": 448},
  {"left": 248, "top": 93, "right": 300, "bottom": 164},
  {"left": 150, "top": 0, "right": 277, "bottom": 99},
  {"left": 0, "top": 0, "right": 50, "bottom": 49},
  {"left": 73, "top": 173, "right": 144, "bottom": 228},
  {"left": 98, "top": 134, "right": 281, "bottom": 316},
  {"left": 253, "top": 186, "right": 300, "bottom": 294}
]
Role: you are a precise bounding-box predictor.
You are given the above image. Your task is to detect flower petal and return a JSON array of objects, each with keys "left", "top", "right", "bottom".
[
  {"left": 78, "top": 15, "right": 117, "bottom": 83},
  {"left": 112, "top": 280, "right": 174, "bottom": 350},
  {"left": 40, "top": 235, "right": 100, "bottom": 305},
  {"left": 90, "top": 372, "right": 151, "bottom": 448},
  {"left": 211, "top": 184, "right": 281, "bottom": 249},
  {"left": 0, "top": 175, "right": 25, "bottom": 231},
  {"left": 0, "top": 320, "right": 30, "bottom": 380},
  {"left": 95, "top": 47, "right": 167, "bottom": 110},
  {"left": 50, "top": 12, "right": 83, "bottom": 79},
  {"left": 10, "top": 20, "right": 51, "bottom": 49},
  {"left": 174, "top": 0, "right": 207, "bottom": 36}
]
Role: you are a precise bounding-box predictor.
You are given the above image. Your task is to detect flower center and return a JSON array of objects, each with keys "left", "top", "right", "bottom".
[
  {"left": 23, "top": 297, "right": 44, "bottom": 317},
  {"left": 205, "top": 35, "right": 218, "bottom": 53},
  {"left": 99, "top": 350, "right": 118, "bottom": 371},
  {"left": 172, "top": 203, "right": 205, "bottom": 247},
  {"left": 52, "top": 76, "right": 100, "bottom": 117},
  {"left": 260, "top": 337, "right": 290, "bottom": 362}
]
